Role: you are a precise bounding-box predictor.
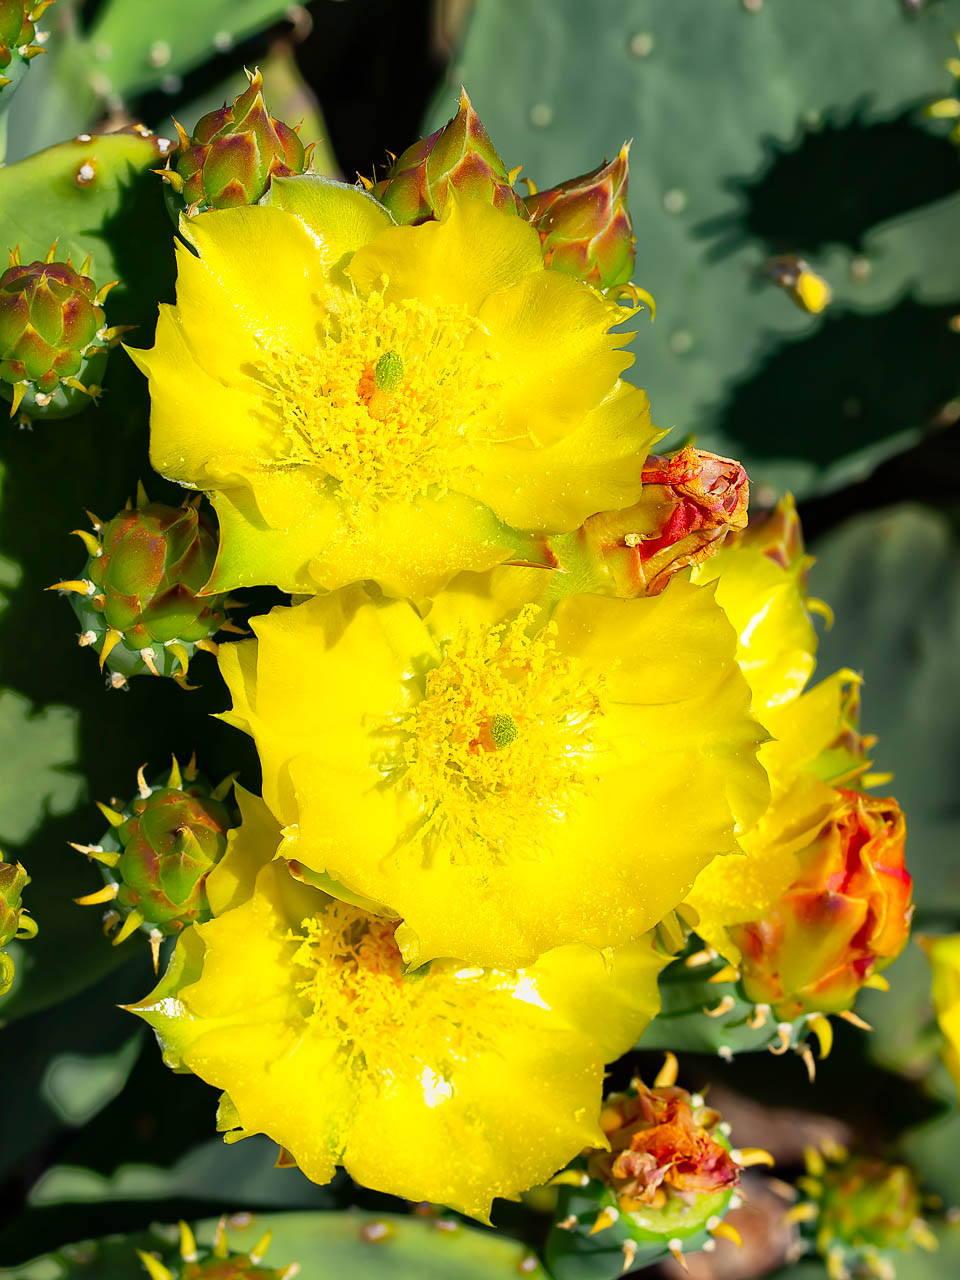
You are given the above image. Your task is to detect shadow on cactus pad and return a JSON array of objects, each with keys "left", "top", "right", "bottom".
[
  {"left": 697, "top": 109, "right": 960, "bottom": 260},
  {"left": 712, "top": 296, "right": 960, "bottom": 467}
]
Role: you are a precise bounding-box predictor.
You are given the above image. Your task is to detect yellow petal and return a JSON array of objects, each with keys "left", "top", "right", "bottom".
[
  {"left": 261, "top": 175, "right": 393, "bottom": 276},
  {"left": 458, "top": 383, "right": 662, "bottom": 532},
  {"left": 920, "top": 934, "right": 960, "bottom": 1094},
  {"left": 346, "top": 196, "right": 545, "bottom": 314},
  {"left": 206, "top": 785, "right": 282, "bottom": 916},
  {"left": 477, "top": 268, "right": 635, "bottom": 446}
]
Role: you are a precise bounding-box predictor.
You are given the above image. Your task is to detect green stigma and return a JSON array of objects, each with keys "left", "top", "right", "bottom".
[
  {"left": 489, "top": 714, "right": 519, "bottom": 750},
  {"left": 374, "top": 348, "right": 404, "bottom": 393}
]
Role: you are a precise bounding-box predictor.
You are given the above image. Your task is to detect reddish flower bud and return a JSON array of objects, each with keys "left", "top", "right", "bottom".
[
  {"left": 0, "top": 247, "right": 117, "bottom": 416},
  {"left": 171, "top": 68, "right": 308, "bottom": 213},
  {"left": 372, "top": 87, "right": 524, "bottom": 225},
  {"left": 524, "top": 144, "right": 635, "bottom": 288},
  {"left": 0, "top": 1, "right": 52, "bottom": 90},
  {"left": 732, "top": 790, "right": 913, "bottom": 1020},
  {"left": 575, "top": 446, "right": 750, "bottom": 596}
]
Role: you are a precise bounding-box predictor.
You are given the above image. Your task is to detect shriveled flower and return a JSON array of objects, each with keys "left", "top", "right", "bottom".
[
  {"left": 546, "top": 1058, "right": 755, "bottom": 1278},
  {"left": 217, "top": 568, "right": 768, "bottom": 968},
  {"left": 129, "top": 793, "right": 667, "bottom": 1219},
  {"left": 561, "top": 446, "right": 749, "bottom": 597},
  {"left": 129, "top": 177, "right": 657, "bottom": 599},
  {"left": 919, "top": 933, "right": 960, "bottom": 1095}
]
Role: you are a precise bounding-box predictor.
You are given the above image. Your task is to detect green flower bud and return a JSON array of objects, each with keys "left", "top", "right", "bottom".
[
  {"left": 524, "top": 145, "right": 635, "bottom": 288},
  {"left": 164, "top": 68, "right": 310, "bottom": 214},
  {"left": 0, "top": 0, "right": 52, "bottom": 94},
  {"left": 372, "top": 87, "right": 524, "bottom": 225},
  {"left": 51, "top": 488, "right": 229, "bottom": 688},
  {"left": 72, "top": 757, "right": 237, "bottom": 963},
  {"left": 0, "top": 245, "right": 120, "bottom": 419}
]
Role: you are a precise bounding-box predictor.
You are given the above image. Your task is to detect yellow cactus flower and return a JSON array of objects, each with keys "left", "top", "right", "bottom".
[
  {"left": 128, "top": 793, "right": 668, "bottom": 1219},
  {"left": 128, "top": 177, "right": 659, "bottom": 599},
  {"left": 920, "top": 934, "right": 960, "bottom": 1094},
  {"left": 217, "top": 568, "right": 769, "bottom": 969},
  {"left": 685, "top": 501, "right": 874, "bottom": 956}
]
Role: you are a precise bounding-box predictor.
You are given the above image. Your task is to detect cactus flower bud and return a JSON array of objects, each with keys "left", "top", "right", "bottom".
[
  {"left": 524, "top": 144, "right": 635, "bottom": 288},
  {"left": 0, "top": 0, "right": 52, "bottom": 92},
  {"left": 72, "top": 757, "right": 237, "bottom": 965},
  {"left": 0, "top": 244, "right": 121, "bottom": 418},
  {"left": 732, "top": 790, "right": 913, "bottom": 1021},
  {"left": 547, "top": 1057, "right": 758, "bottom": 1278},
  {"left": 166, "top": 68, "right": 310, "bottom": 214},
  {"left": 569, "top": 446, "right": 749, "bottom": 596},
  {"left": 50, "top": 489, "right": 230, "bottom": 688},
  {"left": 0, "top": 857, "right": 36, "bottom": 997},
  {"left": 371, "top": 87, "right": 524, "bottom": 225},
  {"left": 791, "top": 1145, "right": 937, "bottom": 1280},
  {"left": 138, "top": 1218, "right": 299, "bottom": 1280}
]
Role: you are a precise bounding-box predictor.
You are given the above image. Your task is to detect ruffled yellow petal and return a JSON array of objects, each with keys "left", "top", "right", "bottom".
[
  {"left": 206, "top": 785, "right": 281, "bottom": 916},
  {"left": 692, "top": 544, "right": 818, "bottom": 715},
  {"left": 261, "top": 175, "right": 393, "bottom": 274},
  {"left": 129, "top": 308, "right": 273, "bottom": 486},
  {"left": 458, "top": 383, "right": 662, "bottom": 532},
  {"left": 130, "top": 851, "right": 666, "bottom": 1219},
  {"left": 921, "top": 934, "right": 960, "bottom": 1093},
  {"left": 476, "top": 268, "right": 635, "bottom": 446},
  {"left": 346, "top": 196, "right": 544, "bottom": 314},
  {"left": 176, "top": 206, "right": 330, "bottom": 361}
]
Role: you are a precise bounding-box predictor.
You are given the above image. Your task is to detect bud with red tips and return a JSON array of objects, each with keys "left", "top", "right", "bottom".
[
  {"left": 0, "top": 245, "right": 120, "bottom": 418},
  {"left": 570, "top": 446, "right": 750, "bottom": 596},
  {"left": 524, "top": 144, "right": 635, "bottom": 288},
  {"left": 0, "top": 0, "right": 53, "bottom": 93},
  {"left": 50, "top": 488, "right": 230, "bottom": 688},
  {"left": 164, "top": 68, "right": 310, "bottom": 214},
  {"left": 547, "top": 1058, "right": 757, "bottom": 1278},
  {"left": 731, "top": 790, "right": 913, "bottom": 1021},
  {"left": 0, "top": 857, "right": 36, "bottom": 998},
  {"left": 72, "top": 757, "right": 237, "bottom": 964},
  {"left": 371, "top": 87, "right": 524, "bottom": 225}
]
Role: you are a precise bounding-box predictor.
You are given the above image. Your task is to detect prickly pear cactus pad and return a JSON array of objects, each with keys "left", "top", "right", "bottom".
[{"left": 1, "top": 4, "right": 959, "bottom": 1277}]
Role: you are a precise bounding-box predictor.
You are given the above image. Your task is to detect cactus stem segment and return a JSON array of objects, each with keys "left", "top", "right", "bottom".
[{"left": 75, "top": 882, "right": 119, "bottom": 905}]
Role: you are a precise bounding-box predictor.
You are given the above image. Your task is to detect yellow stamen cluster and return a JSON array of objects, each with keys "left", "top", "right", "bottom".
[
  {"left": 257, "top": 286, "right": 499, "bottom": 506},
  {"left": 396, "top": 606, "right": 605, "bottom": 863},
  {"left": 289, "top": 900, "right": 507, "bottom": 1081}
]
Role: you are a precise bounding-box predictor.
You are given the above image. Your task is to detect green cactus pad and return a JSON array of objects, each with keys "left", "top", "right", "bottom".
[{"left": 4, "top": 1211, "right": 548, "bottom": 1279}]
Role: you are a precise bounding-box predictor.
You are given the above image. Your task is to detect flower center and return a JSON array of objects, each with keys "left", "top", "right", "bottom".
[
  {"left": 394, "top": 605, "right": 605, "bottom": 864},
  {"left": 289, "top": 900, "right": 510, "bottom": 1082},
  {"left": 257, "top": 287, "right": 499, "bottom": 506}
]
